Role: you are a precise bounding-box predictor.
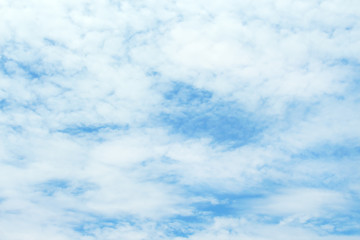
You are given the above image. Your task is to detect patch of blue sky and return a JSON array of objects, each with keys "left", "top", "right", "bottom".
[
  {"left": 0, "top": 51, "right": 77, "bottom": 80},
  {"left": 145, "top": 172, "right": 180, "bottom": 185},
  {"left": 163, "top": 82, "right": 213, "bottom": 105},
  {"left": 0, "top": 56, "right": 12, "bottom": 76},
  {"left": 165, "top": 208, "right": 281, "bottom": 238},
  {"left": 162, "top": 213, "right": 212, "bottom": 238},
  {"left": 163, "top": 220, "right": 198, "bottom": 238},
  {"left": 73, "top": 217, "right": 119, "bottom": 236},
  {"left": 75, "top": 215, "right": 198, "bottom": 238},
  {"left": 0, "top": 56, "right": 45, "bottom": 79},
  {"left": 70, "top": 183, "right": 98, "bottom": 196},
  {"left": 262, "top": 155, "right": 358, "bottom": 191},
  {"left": 193, "top": 201, "right": 236, "bottom": 217},
  {"left": 0, "top": 99, "right": 9, "bottom": 110},
  {"left": 170, "top": 215, "right": 206, "bottom": 224},
  {"left": 123, "top": 28, "right": 153, "bottom": 48},
  {"left": 58, "top": 124, "right": 129, "bottom": 136},
  {"left": 183, "top": 189, "right": 266, "bottom": 217},
  {"left": 43, "top": 38, "right": 65, "bottom": 47},
  {"left": 4, "top": 153, "right": 29, "bottom": 168},
  {"left": 187, "top": 187, "right": 265, "bottom": 201},
  {"left": 277, "top": 99, "right": 322, "bottom": 132},
  {"left": 183, "top": 181, "right": 355, "bottom": 233},
  {"left": 243, "top": 214, "right": 284, "bottom": 225},
  {"left": 251, "top": 178, "right": 286, "bottom": 193},
  {"left": 321, "top": 57, "right": 360, "bottom": 87},
  {"left": 146, "top": 70, "right": 160, "bottom": 77},
  {"left": 36, "top": 179, "right": 97, "bottom": 197},
  {"left": 43, "top": 38, "right": 57, "bottom": 46},
  {"left": 328, "top": 58, "right": 360, "bottom": 84},
  {"left": 37, "top": 179, "right": 69, "bottom": 196},
  {"left": 305, "top": 214, "right": 360, "bottom": 236},
  {"left": 17, "top": 62, "right": 43, "bottom": 79},
  {"left": 166, "top": 228, "right": 192, "bottom": 238},
  {"left": 335, "top": 228, "right": 360, "bottom": 236},
  {"left": 335, "top": 58, "right": 360, "bottom": 67},
  {"left": 293, "top": 142, "right": 360, "bottom": 160},
  {"left": 159, "top": 82, "right": 266, "bottom": 148},
  {"left": 265, "top": 167, "right": 357, "bottom": 196},
  {"left": 72, "top": 214, "right": 170, "bottom": 237},
  {"left": 348, "top": 76, "right": 360, "bottom": 95}
]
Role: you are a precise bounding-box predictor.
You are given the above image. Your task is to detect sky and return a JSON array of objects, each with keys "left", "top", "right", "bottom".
[{"left": 0, "top": 0, "right": 360, "bottom": 239}]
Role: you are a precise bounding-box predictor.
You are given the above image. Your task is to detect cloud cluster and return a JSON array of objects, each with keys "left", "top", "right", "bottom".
[{"left": 0, "top": 0, "right": 359, "bottom": 239}]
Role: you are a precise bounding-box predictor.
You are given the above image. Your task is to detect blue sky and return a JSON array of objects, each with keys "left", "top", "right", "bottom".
[{"left": 0, "top": 0, "right": 360, "bottom": 239}]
